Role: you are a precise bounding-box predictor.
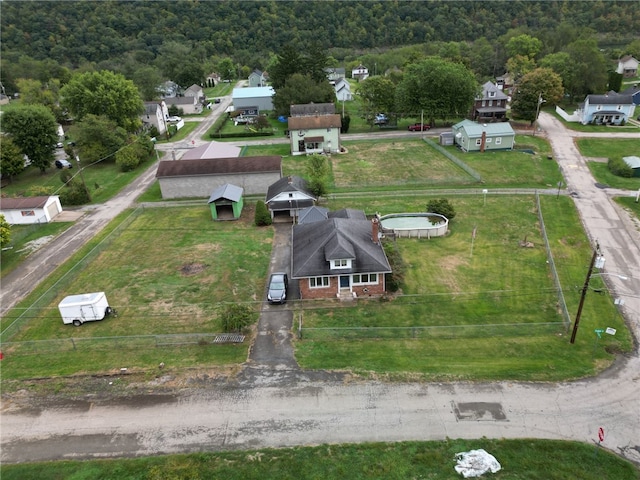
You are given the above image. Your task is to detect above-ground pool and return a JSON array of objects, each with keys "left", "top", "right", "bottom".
[{"left": 379, "top": 213, "right": 449, "bottom": 238}]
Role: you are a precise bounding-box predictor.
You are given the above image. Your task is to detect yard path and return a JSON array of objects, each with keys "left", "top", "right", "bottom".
[{"left": 2, "top": 112, "right": 640, "bottom": 466}]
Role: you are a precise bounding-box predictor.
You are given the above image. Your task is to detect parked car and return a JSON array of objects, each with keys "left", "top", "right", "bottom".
[
  {"left": 408, "top": 123, "right": 431, "bottom": 131},
  {"left": 55, "top": 159, "right": 73, "bottom": 169},
  {"left": 56, "top": 142, "right": 64, "bottom": 148},
  {"left": 267, "top": 272, "right": 288, "bottom": 304},
  {"left": 167, "top": 116, "right": 182, "bottom": 122}
]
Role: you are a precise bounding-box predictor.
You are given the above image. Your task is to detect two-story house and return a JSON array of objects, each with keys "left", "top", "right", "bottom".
[
  {"left": 142, "top": 101, "right": 169, "bottom": 134},
  {"left": 288, "top": 103, "right": 341, "bottom": 155},
  {"left": 248, "top": 69, "right": 268, "bottom": 87},
  {"left": 578, "top": 93, "right": 636, "bottom": 125},
  {"left": 616, "top": 55, "right": 639, "bottom": 78},
  {"left": 351, "top": 64, "right": 369, "bottom": 81},
  {"left": 471, "top": 81, "right": 509, "bottom": 122},
  {"left": 291, "top": 208, "right": 391, "bottom": 299}
]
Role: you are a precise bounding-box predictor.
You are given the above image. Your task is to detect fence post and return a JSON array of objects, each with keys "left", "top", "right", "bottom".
[{"left": 70, "top": 337, "right": 76, "bottom": 350}]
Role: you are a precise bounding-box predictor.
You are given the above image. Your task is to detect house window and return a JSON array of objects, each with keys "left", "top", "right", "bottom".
[
  {"left": 327, "top": 128, "right": 331, "bottom": 132},
  {"left": 489, "top": 91, "right": 495, "bottom": 97},
  {"left": 332, "top": 259, "right": 351, "bottom": 269},
  {"left": 306, "top": 141, "right": 320, "bottom": 150},
  {"left": 21, "top": 210, "right": 35, "bottom": 216},
  {"left": 475, "top": 139, "right": 482, "bottom": 146},
  {"left": 309, "top": 276, "right": 330, "bottom": 288},
  {"left": 288, "top": 193, "right": 293, "bottom": 198},
  {"left": 481, "top": 100, "right": 486, "bottom": 107},
  {"left": 489, "top": 100, "right": 493, "bottom": 106},
  {"left": 486, "top": 137, "right": 492, "bottom": 143},
  {"left": 352, "top": 273, "right": 377, "bottom": 285},
  {"left": 495, "top": 137, "right": 502, "bottom": 145}
]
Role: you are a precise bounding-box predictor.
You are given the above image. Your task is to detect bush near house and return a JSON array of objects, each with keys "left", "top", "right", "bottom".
[{"left": 608, "top": 157, "right": 634, "bottom": 178}]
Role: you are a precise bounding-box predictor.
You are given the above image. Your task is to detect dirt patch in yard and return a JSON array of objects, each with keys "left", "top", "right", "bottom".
[{"left": 180, "top": 262, "right": 208, "bottom": 276}]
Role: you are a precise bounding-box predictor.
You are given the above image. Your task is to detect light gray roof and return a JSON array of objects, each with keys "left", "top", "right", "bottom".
[
  {"left": 181, "top": 142, "right": 241, "bottom": 160},
  {"left": 623, "top": 156, "right": 640, "bottom": 169},
  {"left": 232, "top": 86, "right": 275, "bottom": 99},
  {"left": 452, "top": 119, "right": 515, "bottom": 137},
  {"left": 292, "top": 212, "right": 391, "bottom": 279},
  {"left": 156, "top": 157, "right": 281, "bottom": 178},
  {"left": 1, "top": 195, "right": 56, "bottom": 210},
  {"left": 208, "top": 184, "right": 243, "bottom": 203}
]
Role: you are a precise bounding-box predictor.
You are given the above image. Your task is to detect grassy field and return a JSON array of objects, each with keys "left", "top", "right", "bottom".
[
  {"left": 1, "top": 205, "right": 272, "bottom": 379},
  {"left": 244, "top": 136, "right": 562, "bottom": 191},
  {"left": 1, "top": 194, "right": 632, "bottom": 381},
  {"left": 576, "top": 138, "right": 640, "bottom": 190},
  {"left": 294, "top": 194, "right": 632, "bottom": 381},
  {"left": 3, "top": 439, "right": 638, "bottom": 480}
]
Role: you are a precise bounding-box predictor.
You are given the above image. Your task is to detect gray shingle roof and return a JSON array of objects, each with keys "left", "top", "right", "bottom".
[
  {"left": 586, "top": 94, "right": 634, "bottom": 105},
  {"left": 292, "top": 214, "right": 391, "bottom": 279},
  {"left": 290, "top": 103, "right": 336, "bottom": 116},
  {"left": 1, "top": 196, "right": 52, "bottom": 209},
  {"left": 208, "top": 183, "right": 243, "bottom": 203},
  {"left": 265, "top": 175, "right": 314, "bottom": 202}
]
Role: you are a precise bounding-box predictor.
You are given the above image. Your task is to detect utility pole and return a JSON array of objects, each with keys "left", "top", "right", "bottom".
[
  {"left": 570, "top": 243, "right": 599, "bottom": 344},
  {"left": 533, "top": 93, "right": 544, "bottom": 137}
]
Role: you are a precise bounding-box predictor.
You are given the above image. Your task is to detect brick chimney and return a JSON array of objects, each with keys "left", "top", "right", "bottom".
[{"left": 371, "top": 217, "right": 380, "bottom": 244}]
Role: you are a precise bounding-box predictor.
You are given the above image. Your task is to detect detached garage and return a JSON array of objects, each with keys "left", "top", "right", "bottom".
[
  {"left": 156, "top": 156, "right": 282, "bottom": 199},
  {"left": 0, "top": 196, "right": 63, "bottom": 224}
]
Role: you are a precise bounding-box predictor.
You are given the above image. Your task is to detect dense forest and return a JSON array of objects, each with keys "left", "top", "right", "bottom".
[{"left": 2, "top": 0, "right": 639, "bottom": 70}]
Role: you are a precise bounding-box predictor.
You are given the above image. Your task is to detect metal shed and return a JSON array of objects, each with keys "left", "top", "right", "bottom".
[{"left": 208, "top": 183, "right": 244, "bottom": 220}]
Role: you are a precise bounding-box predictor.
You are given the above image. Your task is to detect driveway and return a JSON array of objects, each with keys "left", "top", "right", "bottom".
[{"left": 2, "top": 113, "right": 640, "bottom": 466}]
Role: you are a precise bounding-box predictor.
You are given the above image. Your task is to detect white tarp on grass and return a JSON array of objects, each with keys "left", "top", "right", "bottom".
[{"left": 454, "top": 449, "right": 501, "bottom": 478}]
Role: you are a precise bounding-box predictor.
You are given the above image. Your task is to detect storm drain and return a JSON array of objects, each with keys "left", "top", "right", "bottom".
[{"left": 452, "top": 402, "right": 507, "bottom": 421}]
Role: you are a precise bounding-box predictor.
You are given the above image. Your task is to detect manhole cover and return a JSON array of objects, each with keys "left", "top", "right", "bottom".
[{"left": 453, "top": 402, "right": 507, "bottom": 421}]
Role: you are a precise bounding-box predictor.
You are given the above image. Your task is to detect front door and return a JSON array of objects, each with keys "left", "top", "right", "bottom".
[{"left": 339, "top": 275, "right": 350, "bottom": 288}]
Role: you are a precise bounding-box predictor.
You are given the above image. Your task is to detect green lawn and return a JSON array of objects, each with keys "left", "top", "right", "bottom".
[
  {"left": 245, "top": 136, "right": 562, "bottom": 191},
  {"left": 1, "top": 205, "right": 272, "bottom": 379},
  {"left": 576, "top": 138, "right": 640, "bottom": 189},
  {"left": 294, "top": 195, "right": 632, "bottom": 381},
  {"left": 0, "top": 221, "right": 72, "bottom": 278},
  {"left": 3, "top": 439, "right": 638, "bottom": 480}
]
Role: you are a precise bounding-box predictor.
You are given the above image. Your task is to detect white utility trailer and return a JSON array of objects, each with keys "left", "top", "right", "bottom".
[{"left": 58, "top": 292, "right": 115, "bottom": 326}]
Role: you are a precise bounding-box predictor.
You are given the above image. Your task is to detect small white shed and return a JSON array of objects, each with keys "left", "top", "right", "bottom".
[{"left": 0, "top": 196, "right": 63, "bottom": 224}]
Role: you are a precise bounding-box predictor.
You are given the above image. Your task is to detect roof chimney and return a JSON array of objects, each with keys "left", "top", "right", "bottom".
[
  {"left": 371, "top": 217, "right": 380, "bottom": 244},
  {"left": 288, "top": 176, "right": 292, "bottom": 184}
]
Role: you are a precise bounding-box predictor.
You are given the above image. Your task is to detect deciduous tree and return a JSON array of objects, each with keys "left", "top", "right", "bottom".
[
  {"left": 60, "top": 70, "right": 144, "bottom": 132},
  {"left": 511, "top": 68, "right": 563, "bottom": 124},
  {"left": 395, "top": 58, "right": 476, "bottom": 125},
  {"left": 357, "top": 76, "right": 396, "bottom": 125},
  {"left": 0, "top": 214, "right": 11, "bottom": 248},
  {"left": 272, "top": 74, "right": 335, "bottom": 118},
  {"left": 1, "top": 104, "right": 58, "bottom": 173},
  {"left": 0, "top": 137, "right": 26, "bottom": 183},
  {"left": 69, "top": 114, "right": 128, "bottom": 164}
]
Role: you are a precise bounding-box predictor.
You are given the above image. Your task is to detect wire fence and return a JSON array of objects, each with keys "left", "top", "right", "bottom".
[
  {"left": 298, "top": 321, "right": 564, "bottom": 341},
  {"left": 1, "top": 332, "right": 245, "bottom": 357},
  {"left": 423, "top": 138, "right": 483, "bottom": 182},
  {"left": 535, "top": 193, "right": 572, "bottom": 329},
  {"left": 0, "top": 207, "right": 144, "bottom": 342}
]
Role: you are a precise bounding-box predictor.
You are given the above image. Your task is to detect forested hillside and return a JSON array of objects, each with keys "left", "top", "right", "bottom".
[{"left": 2, "top": 0, "right": 639, "bottom": 68}]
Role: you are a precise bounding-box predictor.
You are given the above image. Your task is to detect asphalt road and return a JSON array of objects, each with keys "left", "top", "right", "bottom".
[{"left": 2, "top": 111, "right": 640, "bottom": 466}]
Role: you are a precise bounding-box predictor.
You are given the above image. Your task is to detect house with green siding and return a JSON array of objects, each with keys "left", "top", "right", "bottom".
[{"left": 452, "top": 120, "right": 515, "bottom": 152}]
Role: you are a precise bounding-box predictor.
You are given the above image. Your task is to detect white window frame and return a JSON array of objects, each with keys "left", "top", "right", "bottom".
[
  {"left": 309, "top": 276, "right": 330, "bottom": 288},
  {"left": 475, "top": 139, "right": 482, "bottom": 146},
  {"left": 486, "top": 137, "right": 492, "bottom": 143},
  {"left": 495, "top": 137, "right": 502, "bottom": 145},
  {"left": 352, "top": 273, "right": 378, "bottom": 285},
  {"left": 331, "top": 259, "right": 351, "bottom": 269}
]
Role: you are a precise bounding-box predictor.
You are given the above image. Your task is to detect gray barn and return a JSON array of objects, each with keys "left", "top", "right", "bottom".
[{"left": 156, "top": 157, "right": 282, "bottom": 199}]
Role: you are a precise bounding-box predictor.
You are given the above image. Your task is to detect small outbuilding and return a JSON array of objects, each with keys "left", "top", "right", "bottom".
[
  {"left": 452, "top": 120, "right": 515, "bottom": 152},
  {"left": 265, "top": 175, "right": 317, "bottom": 222},
  {"left": 0, "top": 195, "right": 63, "bottom": 224},
  {"left": 623, "top": 156, "right": 640, "bottom": 177},
  {"left": 208, "top": 183, "right": 244, "bottom": 220}
]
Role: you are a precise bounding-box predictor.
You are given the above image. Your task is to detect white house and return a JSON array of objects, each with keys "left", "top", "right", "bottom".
[
  {"left": 351, "top": 64, "right": 369, "bottom": 81},
  {"left": 265, "top": 175, "right": 317, "bottom": 221},
  {"left": 142, "top": 101, "right": 169, "bottom": 134},
  {"left": 1, "top": 196, "right": 63, "bottom": 225},
  {"left": 616, "top": 55, "right": 639, "bottom": 78},
  {"left": 334, "top": 78, "right": 353, "bottom": 102},
  {"left": 288, "top": 113, "right": 341, "bottom": 156},
  {"left": 164, "top": 96, "right": 201, "bottom": 115}
]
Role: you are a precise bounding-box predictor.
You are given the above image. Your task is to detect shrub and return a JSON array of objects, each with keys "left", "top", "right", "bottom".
[
  {"left": 220, "top": 303, "right": 255, "bottom": 333},
  {"left": 254, "top": 200, "right": 272, "bottom": 226},
  {"left": 608, "top": 158, "right": 633, "bottom": 178},
  {"left": 427, "top": 198, "right": 456, "bottom": 220},
  {"left": 382, "top": 239, "right": 405, "bottom": 293},
  {"left": 115, "top": 147, "right": 140, "bottom": 172},
  {"left": 59, "top": 178, "right": 90, "bottom": 205}
]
